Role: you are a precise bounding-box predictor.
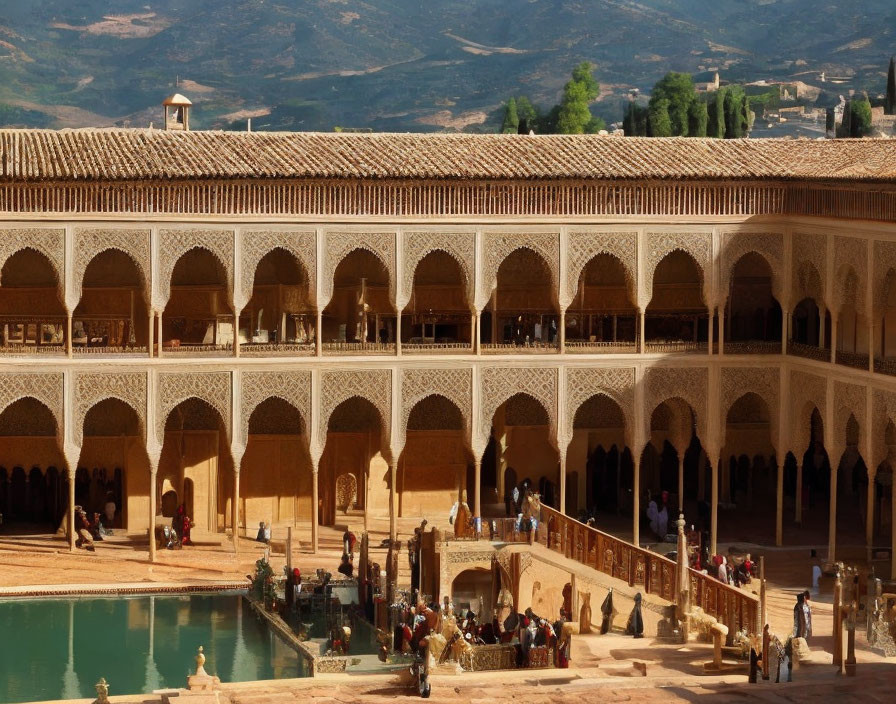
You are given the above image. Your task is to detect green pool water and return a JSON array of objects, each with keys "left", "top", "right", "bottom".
[{"left": 0, "top": 593, "right": 309, "bottom": 703}]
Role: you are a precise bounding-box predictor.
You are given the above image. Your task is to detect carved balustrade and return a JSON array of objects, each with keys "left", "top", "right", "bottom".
[{"left": 787, "top": 342, "right": 829, "bottom": 362}]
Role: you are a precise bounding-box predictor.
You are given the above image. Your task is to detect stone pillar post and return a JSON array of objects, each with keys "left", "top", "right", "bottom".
[
  {"left": 474, "top": 457, "right": 482, "bottom": 519},
  {"left": 795, "top": 458, "right": 803, "bottom": 525},
  {"left": 632, "top": 452, "right": 640, "bottom": 546},
  {"left": 68, "top": 466, "right": 76, "bottom": 553},
  {"left": 233, "top": 307, "right": 241, "bottom": 358},
  {"left": 474, "top": 312, "right": 481, "bottom": 354},
  {"left": 559, "top": 451, "right": 567, "bottom": 516},
  {"left": 828, "top": 464, "right": 838, "bottom": 563},
  {"left": 66, "top": 312, "right": 73, "bottom": 358},
  {"left": 639, "top": 311, "right": 645, "bottom": 353},
  {"left": 708, "top": 309, "right": 714, "bottom": 355},
  {"left": 776, "top": 451, "right": 785, "bottom": 547},
  {"left": 148, "top": 311, "right": 155, "bottom": 357},
  {"left": 157, "top": 313, "right": 163, "bottom": 358},
  {"left": 830, "top": 314, "right": 838, "bottom": 364},
  {"left": 677, "top": 453, "right": 685, "bottom": 513},
  {"left": 718, "top": 308, "right": 725, "bottom": 355},
  {"left": 311, "top": 467, "right": 319, "bottom": 554},
  {"left": 866, "top": 468, "right": 876, "bottom": 563},
  {"left": 149, "top": 467, "right": 157, "bottom": 563},
  {"left": 782, "top": 308, "right": 789, "bottom": 354},
  {"left": 710, "top": 451, "right": 719, "bottom": 557},
  {"left": 389, "top": 461, "right": 397, "bottom": 543},
  {"left": 819, "top": 305, "right": 826, "bottom": 350},
  {"left": 869, "top": 319, "right": 875, "bottom": 373},
  {"left": 232, "top": 468, "right": 240, "bottom": 552},
  {"left": 559, "top": 310, "right": 565, "bottom": 352},
  {"left": 316, "top": 310, "right": 323, "bottom": 357},
  {"left": 470, "top": 313, "right": 477, "bottom": 353},
  {"left": 395, "top": 314, "right": 402, "bottom": 356}
]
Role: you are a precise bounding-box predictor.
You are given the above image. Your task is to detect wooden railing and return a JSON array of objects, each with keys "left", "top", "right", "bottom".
[{"left": 538, "top": 505, "right": 758, "bottom": 633}]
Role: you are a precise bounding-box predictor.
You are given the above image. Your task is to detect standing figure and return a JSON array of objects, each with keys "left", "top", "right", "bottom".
[
  {"left": 579, "top": 591, "right": 592, "bottom": 634},
  {"left": 177, "top": 504, "right": 193, "bottom": 546},
  {"left": 625, "top": 592, "right": 644, "bottom": 638},
  {"left": 600, "top": 589, "right": 615, "bottom": 634},
  {"left": 450, "top": 491, "right": 472, "bottom": 539},
  {"left": 793, "top": 590, "right": 812, "bottom": 639}
]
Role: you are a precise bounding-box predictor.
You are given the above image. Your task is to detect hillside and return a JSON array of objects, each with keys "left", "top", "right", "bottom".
[{"left": 0, "top": 0, "right": 894, "bottom": 132}]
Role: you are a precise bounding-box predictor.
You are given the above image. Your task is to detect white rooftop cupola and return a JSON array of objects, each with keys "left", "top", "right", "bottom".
[{"left": 163, "top": 93, "right": 192, "bottom": 131}]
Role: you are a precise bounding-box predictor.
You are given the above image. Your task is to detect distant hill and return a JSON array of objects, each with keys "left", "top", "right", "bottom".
[{"left": 0, "top": 0, "right": 894, "bottom": 132}]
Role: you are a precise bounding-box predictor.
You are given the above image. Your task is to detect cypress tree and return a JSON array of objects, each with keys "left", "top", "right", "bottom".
[
  {"left": 501, "top": 97, "right": 519, "bottom": 133},
  {"left": 851, "top": 94, "right": 873, "bottom": 137},
  {"left": 648, "top": 98, "right": 672, "bottom": 137},
  {"left": 887, "top": 56, "right": 896, "bottom": 115},
  {"left": 707, "top": 89, "right": 726, "bottom": 138},
  {"left": 688, "top": 99, "right": 708, "bottom": 137}
]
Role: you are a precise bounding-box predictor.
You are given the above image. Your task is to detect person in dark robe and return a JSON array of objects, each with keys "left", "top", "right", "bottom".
[
  {"left": 177, "top": 504, "right": 193, "bottom": 546},
  {"left": 793, "top": 590, "right": 812, "bottom": 639},
  {"left": 625, "top": 592, "right": 644, "bottom": 638},
  {"left": 338, "top": 552, "right": 353, "bottom": 577},
  {"left": 600, "top": 589, "right": 615, "bottom": 634}
]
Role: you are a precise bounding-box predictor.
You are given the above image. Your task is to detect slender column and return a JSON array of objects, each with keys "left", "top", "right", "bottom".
[
  {"left": 316, "top": 310, "right": 323, "bottom": 356},
  {"left": 156, "top": 312, "right": 163, "bottom": 358},
  {"left": 232, "top": 469, "right": 240, "bottom": 552},
  {"left": 471, "top": 313, "right": 477, "bottom": 353},
  {"left": 708, "top": 310, "right": 714, "bottom": 355},
  {"left": 782, "top": 308, "right": 789, "bottom": 354},
  {"left": 66, "top": 312, "right": 73, "bottom": 358},
  {"left": 474, "top": 457, "right": 482, "bottom": 519},
  {"left": 395, "top": 314, "right": 402, "bottom": 356},
  {"left": 311, "top": 469, "right": 319, "bottom": 553},
  {"left": 148, "top": 311, "right": 154, "bottom": 357},
  {"left": 389, "top": 462, "right": 397, "bottom": 542},
  {"left": 559, "top": 310, "right": 566, "bottom": 352},
  {"left": 678, "top": 454, "right": 685, "bottom": 512},
  {"left": 233, "top": 310, "right": 240, "bottom": 358},
  {"left": 776, "top": 452, "right": 784, "bottom": 546},
  {"left": 866, "top": 469, "right": 876, "bottom": 562},
  {"left": 718, "top": 308, "right": 725, "bottom": 355},
  {"left": 632, "top": 452, "right": 640, "bottom": 546},
  {"left": 795, "top": 459, "right": 803, "bottom": 524},
  {"left": 828, "top": 464, "right": 838, "bottom": 562},
  {"left": 559, "top": 452, "right": 566, "bottom": 515},
  {"left": 819, "top": 305, "right": 826, "bottom": 349},
  {"left": 710, "top": 453, "right": 719, "bottom": 557},
  {"left": 830, "top": 314, "right": 838, "bottom": 364},
  {"left": 638, "top": 311, "right": 645, "bottom": 353},
  {"left": 869, "top": 319, "right": 875, "bottom": 373},
  {"left": 149, "top": 468, "right": 157, "bottom": 562},
  {"left": 68, "top": 467, "right": 76, "bottom": 553}
]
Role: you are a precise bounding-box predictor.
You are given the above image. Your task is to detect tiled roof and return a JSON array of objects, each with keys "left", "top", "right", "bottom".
[{"left": 0, "top": 129, "right": 894, "bottom": 182}]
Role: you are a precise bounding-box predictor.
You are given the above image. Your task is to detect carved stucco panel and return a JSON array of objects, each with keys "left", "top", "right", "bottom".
[
  {"left": 478, "top": 366, "right": 557, "bottom": 453},
  {"left": 239, "top": 230, "right": 317, "bottom": 309},
  {"left": 240, "top": 371, "right": 312, "bottom": 447},
  {"left": 73, "top": 228, "right": 151, "bottom": 306},
  {"left": 564, "top": 367, "right": 635, "bottom": 448},
  {"left": 478, "top": 232, "right": 559, "bottom": 307},
  {"left": 0, "top": 372, "right": 64, "bottom": 437},
  {"left": 399, "top": 367, "right": 473, "bottom": 453},
  {"left": 322, "top": 230, "right": 395, "bottom": 307},
  {"left": 872, "top": 388, "right": 896, "bottom": 470},
  {"left": 74, "top": 372, "right": 147, "bottom": 447},
  {"left": 643, "top": 231, "right": 712, "bottom": 306},
  {"left": 643, "top": 366, "right": 708, "bottom": 444},
  {"left": 873, "top": 240, "right": 896, "bottom": 315},
  {"left": 156, "top": 371, "right": 231, "bottom": 446},
  {"left": 789, "top": 370, "right": 826, "bottom": 455},
  {"left": 401, "top": 231, "right": 475, "bottom": 308},
  {"left": 791, "top": 232, "right": 826, "bottom": 305},
  {"left": 318, "top": 369, "right": 392, "bottom": 454},
  {"left": 833, "top": 235, "right": 867, "bottom": 315},
  {"left": 157, "top": 229, "right": 234, "bottom": 307},
  {"left": 566, "top": 230, "right": 637, "bottom": 307},
  {"left": 0, "top": 229, "right": 65, "bottom": 301},
  {"left": 720, "top": 231, "right": 784, "bottom": 306},
  {"left": 720, "top": 366, "right": 780, "bottom": 450},
  {"left": 832, "top": 380, "right": 866, "bottom": 463}
]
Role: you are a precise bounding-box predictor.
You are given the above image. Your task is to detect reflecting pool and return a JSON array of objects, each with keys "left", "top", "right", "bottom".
[{"left": 0, "top": 593, "right": 308, "bottom": 703}]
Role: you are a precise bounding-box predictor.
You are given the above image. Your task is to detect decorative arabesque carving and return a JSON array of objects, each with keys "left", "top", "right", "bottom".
[
  {"left": 872, "top": 388, "right": 896, "bottom": 470},
  {"left": 74, "top": 372, "right": 146, "bottom": 447},
  {"left": 0, "top": 228, "right": 65, "bottom": 298},
  {"left": 478, "top": 367, "right": 557, "bottom": 454},
  {"left": 833, "top": 380, "right": 866, "bottom": 463},
  {"left": 318, "top": 369, "right": 392, "bottom": 453},
  {"left": 479, "top": 232, "right": 559, "bottom": 307},
  {"left": 565, "top": 230, "right": 637, "bottom": 307},
  {"left": 0, "top": 373, "right": 64, "bottom": 437},
  {"left": 791, "top": 232, "right": 826, "bottom": 305},
  {"left": 720, "top": 367, "right": 780, "bottom": 450},
  {"left": 401, "top": 231, "right": 474, "bottom": 308},
  {"left": 720, "top": 231, "right": 784, "bottom": 305},
  {"left": 564, "top": 367, "right": 635, "bottom": 448},
  {"left": 398, "top": 367, "right": 472, "bottom": 453},
  {"left": 873, "top": 240, "right": 896, "bottom": 315},
  {"left": 157, "top": 229, "right": 234, "bottom": 307},
  {"left": 833, "top": 235, "right": 867, "bottom": 315},
  {"left": 239, "top": 230, "right": 317, "bottom": 309},
  {"left": 322, "top": 230, "right": 395, "bottom": 307},
  {"left": 240, "top": 371, "right": 311, "bottom": 447},
  {"left": 156, "top": 372, "right": 231, "bottom": 446},
  {"left": 73, "top": 229, "right": 151, "bottom": 305},
  {"left": 643, "top": 230, "right": 712, "bottom": 305},
  {"left": 789, "top": 370, "right": 826, "bottom": 455},
  {"left": 643, "top": 366, "right": 708, "bottom": 444}
]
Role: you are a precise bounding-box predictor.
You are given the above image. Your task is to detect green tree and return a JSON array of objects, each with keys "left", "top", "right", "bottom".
[
  {"left": 723, "top": 86, "right": 747, "bottom": 138},
  {"left": 887, "top": 56, "right": 896, "bottom": 115},
  {"left": 501, "top": 97, "right": 519, "bottom": 133},
  {"left": 850, "top": 94, "right": 873, "bottom": 137},
  {"left": 650, "top": 72, "right": 697, "bottom": 136},
  {"left": 623, "top": 101, "right": 649, "bottom": 136},
  {"left": 837, "top": 99, "right": 852, "bottom": 138},
  {"left": 648, "top": 98, "right": 672, "bottom": 137},
  {"left": 556, "top": 62, "right": 601, "bottom": 134},
  {"left": 706, "top": 89, "right": 726, "bottom": 138},
  {"left": 688, "top": 99, "right": 708, "bottom": 137},
  {"left": 515, "top": 96, "right": 540, "bottom": 129}
]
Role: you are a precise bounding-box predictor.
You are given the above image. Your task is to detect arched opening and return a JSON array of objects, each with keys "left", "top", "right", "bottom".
[
  {"left": 565, "top": 254, "right": 637, "bottom": 352},
  {"left": 645, "top": 250, "right": 707, "bottom": 351},
  {"left": 719, "top": 393, "right": 777, "bottom": 543},
  {"left": 834, "top": 267, "right": 870, "bottom": 368},
  {"left": 833, "top": 415, "right": 868, "bottom": 560},
  {"left": 77, "top": 398, "right": 144, "bottom": 532},
  {"left": 322, "top": 249, "right": 395, "bottom": 351},
  {"left": 0, "top": 249, "right": 66, "bottom": 354},
  {"left": 0, "top": 398, "right": 65, "bottom": 534},
  {"left": 399, "top": 395, "right": 471, "bottom": 520},
  {"left": 724, "top": 252, "right": 782, "bottom": 352},
  {"left": 482, "top": 248, "right": 558, "bottom": 351},
  {"left": 319, "top": 396, "right": 386, "bottom": 526},
  {"left": 73, "top": 250, "right": 149, "bottom": 355},
  {"left": 486, "top": 393, "right": 558, "bottom": 515},
  {"left": 569, "top": 394, "right": 628, "bottom": 521},
  {"left": 791, "top": 297, "right": 822, "bottom": 347},
  {"left": 451, "top": 568, "right": 494, "bottom": 620},
  {"left": 794, "top": 407, "right": 830, "bottom": 541},
  {"left": 162, "top": 248, "right": 233, "bottom": 354},
  {"left": 789, "top": 261, "right": 830, "bottom": 358},
  {"left": 240, "top": 248, "right": 315, "bottom": 355},
  {"left": 158, "top": 397, "right": 232, "bottom": 534},
  {"left": 877, "top": 269, "right": 896, "bottom": 370},
  {"left": 235, "top": 397, "right": 311, "bottom": 539},
  {"left": 401, "top": 251, "right": 472, "bottom": 351}
]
